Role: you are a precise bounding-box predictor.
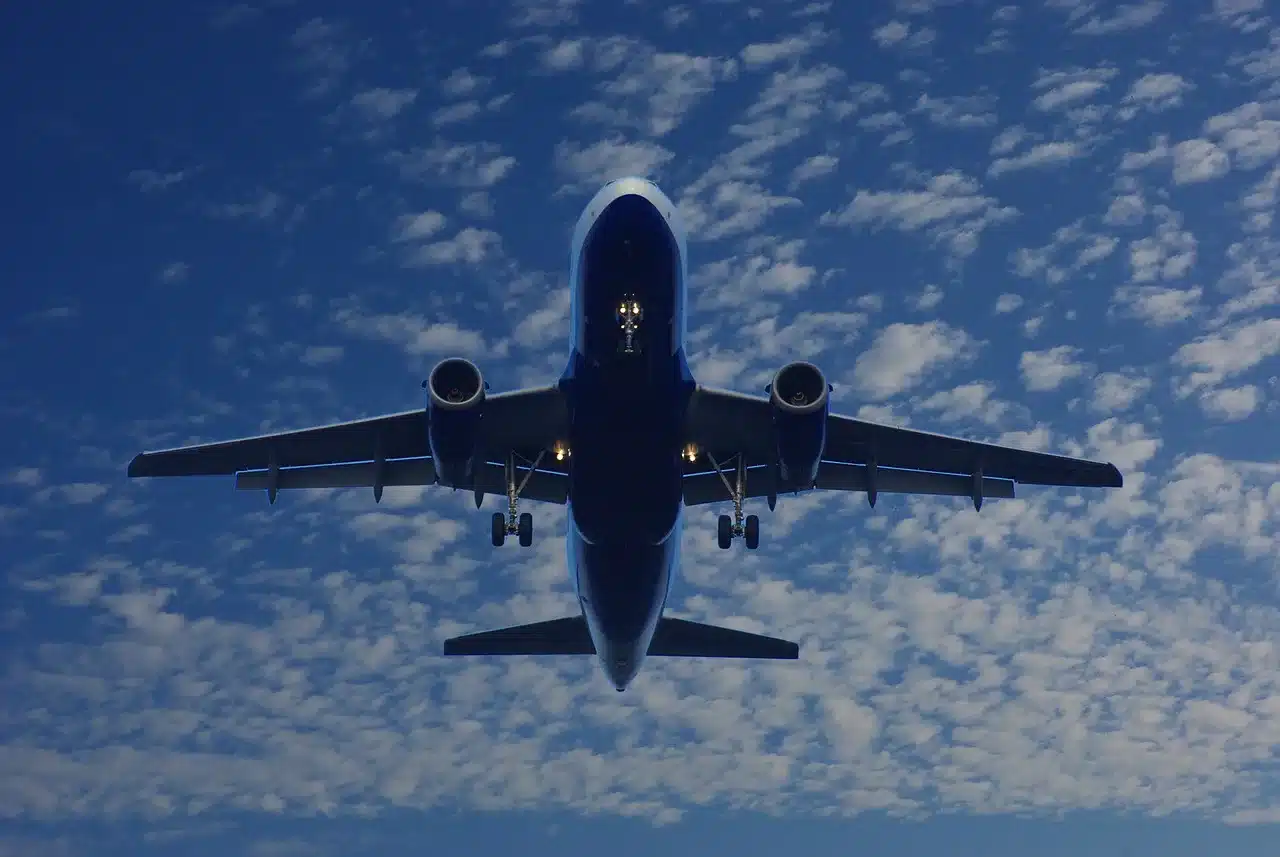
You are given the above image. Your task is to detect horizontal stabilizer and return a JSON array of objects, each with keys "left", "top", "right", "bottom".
[
  {"left": 647, "top": 617, "right": 798, "bottom": 659},
  {"left": 442, "top": 616, "right": 594, "bottom": 656}
]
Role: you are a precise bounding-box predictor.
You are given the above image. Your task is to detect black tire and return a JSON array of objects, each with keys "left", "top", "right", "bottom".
[
  {"left": 744, "top": 514, "right": 760, "bottom": 550},
  {"left": 717, "top": 514, "right": 733, "bottom": 550},
  {"left": 518, "top": 512, "right": 533, "bottom": 547},
  {"left": 491, "top": 512, "right": 506, "bottom": 547}
]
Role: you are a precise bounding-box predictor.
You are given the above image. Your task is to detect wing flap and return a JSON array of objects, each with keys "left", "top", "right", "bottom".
[
  {"left": 234, "top": 458, "right": 568, "bottom": 504},
  {"left": 128, "top": 385, "right": 571, "bottom": 481},
  {"left": 683, "top": 461, "right": 1015, "bottom": 506},
  {"left": 684, "top": 385, "right": 1123, "bottom": 491},
  {"left": 826, "top": 418, "right": 1123, "bottom": 488},
  {"left": 129, "top": 410, "right": 428, "bottom": 477},
  {"left": 647, "top": 617, "right": 798, "bottom": 659},
  {"left": 442, "top": 616, "right": 594, "bottom": 656}
]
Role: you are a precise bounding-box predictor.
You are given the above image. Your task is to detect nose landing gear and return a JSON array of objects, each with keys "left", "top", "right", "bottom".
[
  {"left": 616, "top": 294, "right": 644, "bottom": 354},
  {"left": 706, "top": 451, "right": 760, "bottom": 550}
]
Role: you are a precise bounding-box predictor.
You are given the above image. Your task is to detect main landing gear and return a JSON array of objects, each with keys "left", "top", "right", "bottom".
[
  {"left": 706, "top": 451, "right": 760, "bottom": 551},
  {"left": 491, "top": 450, "right": 544, "bottom": 548}
]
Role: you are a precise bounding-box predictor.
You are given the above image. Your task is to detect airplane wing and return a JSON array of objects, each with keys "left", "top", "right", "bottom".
[
  {"left": 128, "top": 385, "right": 569, "bottom": 503},
  {"left": 682, "top": 385, "right": 1122, "bottom": 507}
]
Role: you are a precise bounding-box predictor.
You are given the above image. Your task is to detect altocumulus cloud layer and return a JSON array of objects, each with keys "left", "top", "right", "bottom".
[{"left": 4, "top": 0, "right": 1280, "bottom": 841}]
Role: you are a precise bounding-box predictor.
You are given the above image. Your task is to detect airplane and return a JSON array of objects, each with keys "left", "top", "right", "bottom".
[{"left": 128, "top": 177, "right": 1124, "bottom": 692}]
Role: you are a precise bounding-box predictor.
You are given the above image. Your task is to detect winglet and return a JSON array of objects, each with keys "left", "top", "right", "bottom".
[{"left": 127, "top": 454, "right": 149, "bottom": 478}]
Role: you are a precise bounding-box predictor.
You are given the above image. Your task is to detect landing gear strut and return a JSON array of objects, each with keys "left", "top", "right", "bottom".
[
  {"left": 617, "top": 294, "right": 643, "bottom": 354},
  {"left": 707, "top": 451, "right": 760, "bottom": 550},
  {"left": 491, "top": 450, "right": 543, "bottom": 548}
]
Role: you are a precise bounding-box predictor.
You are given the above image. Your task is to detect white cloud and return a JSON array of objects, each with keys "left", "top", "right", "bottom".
[
  {"left": 1172, "top": 139, "right": 1231, "bottom": 184},
  {"left": 1173, "top": 318, "right": 1280, "bottom": 391},
  {"left": 852, "top": 322, "right": 978, "bottom": 399},
  {"left": 1031, "top": 67, "right": 1116, "bottom": 111},
  {"left": 553, "top": 137, "right": 674, "bottom": 194},
  {"left": 1090, "top": 371, "right": 1152, "bottom": 413},
  {"left": 789, "top": 153, "right": 838, "bottom": 187},
  {"left": 403, "top": 228, "right": 503, "bottom": 267},
  {"left": 739, "top": 27, "right": 826, "bottom": 69},
  {"left": 300, "top": 346, "right": 344, "bottom": 366},
  {"left": 159, "top": 262, "right": 189, "bottom": 284},
  {"left": 989, "top": 141, "right": 1087, "bottom": 177},
  {"left": 994, "top": 293, "right": 1023, "bottom": 314},
  {"left": 350, "top": 88, "right": 417, "bottom": 121},
  {"left": 389, "top": 140, "right": 517, "bottom": 188},
  {"left": 1019, "top": 346, "right": 1090, "bottom": 392},
  {"left": 334, "top": 307, "right": 492, "bottom": 358},
  {"left": 390, "top": 211, "right": 447, "bottom": 242},
  {"left": 823, "top": 171, "right": 1017, "bottom": 264},
  {"left": 1120, "top": 72, "right": 1191, "bottom": 115},
  {"left": 440, "top": 67, "right": 490, "bottom": 98},
  {"left": 1199, "top": 384, "right": 1261, "bottom": 421}
]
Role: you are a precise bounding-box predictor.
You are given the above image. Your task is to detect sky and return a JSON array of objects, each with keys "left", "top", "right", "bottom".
[{"left": 2, "top": 0, "right": 1280, "bottom": 855}]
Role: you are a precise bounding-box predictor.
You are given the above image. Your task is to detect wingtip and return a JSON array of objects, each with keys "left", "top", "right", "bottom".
[
  {"left": 127, "top": 454, "right": 145, "bottom": 478},
  {"left": 1108, "top": 463, "right": 1124, "bottom": 488}
]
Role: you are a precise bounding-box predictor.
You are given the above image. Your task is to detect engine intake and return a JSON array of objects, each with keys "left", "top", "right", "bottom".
[
  {"left": 769, "top": 361, "right": 830, "bottom": 487},
  {"left": 426, "top": 358, "right": 486, "bottom": 486}
]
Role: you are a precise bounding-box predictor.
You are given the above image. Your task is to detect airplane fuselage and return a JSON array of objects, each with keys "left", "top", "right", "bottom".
[{"left": 557, "top": 179, "right": 694, "bottom": 691}]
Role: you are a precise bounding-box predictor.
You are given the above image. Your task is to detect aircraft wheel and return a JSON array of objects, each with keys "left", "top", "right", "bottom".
[
  {"left": 518, "top": 512, "right": 533, "bottom": 547},
  {"left": 491, "top": 512, "right": 506, "bottom": 547},
  {"left": 717, "top": 514, "right": 733, "bottom": 550},
  {"left": 744, "top": 514, "right": 760, "bottom": 550}
]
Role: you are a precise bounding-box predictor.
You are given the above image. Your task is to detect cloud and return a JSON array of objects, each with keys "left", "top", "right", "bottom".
[
  {"left": 789, "top": 153, "right": 838, "bottom": 187},
  {"left": 300, "top": 346, "right": 344, "bottom": 366},
  {"left": 1089, "top": 371, "right": 1152, "bottom": 413},
  {"left": 158, "top": 262, "right": 189, "bottom": 284},
  {"left": 1198, "top": 384, "right": 1260, "bottom": 421},
  {"left": 1172, "top": 139, "right": 1231, "bottom": 184},
  {"left": 824, "top": 171, "right": 1017, "bottom": 264},
  {"left": 556, "top": 37, "right": 738, "bottom": 137},
  {"left": 1019, "top": 346, "right": 1091, "bottom": 392},
  {"left": 851, "top": 322, "right": 978, "bottom": 399},
  {"left": 390, "top": 211, "right": 448, "bottom": 242},
  {"left": 989, "top": 141, "right": 1087, "bottom": 177},
  {"left": 388, "top": 140, "right": 517, "bottom": 188},
  {"left": 739, "top": 26, "right": 826, "bottom": 69},
  {"left": 350, "top": 87, "right": 417, "bottom": 121},
  {"left": 16, "top": 0, "right": 1280, "bottom": 846},
  {"left": 1120, "top": 72, "right": 1192, "bottom": 116},
  {"left": 1172, "top": 318, "right": 1280, "bottom": 392},
  {"left": 1031, "top": 67, "right": 1116, "bottom": 112},
  {"left": 403, "top": 228, "right": 503, "bottom": 267},
  {"left": 128, "top": 168, "right": 195, "bottom": 193},
  {"left": 333, "top": 306, "right": 494, "bottom": 358},
  {"left": 553, "top": 137, "right": 674, "bottom": 194}
]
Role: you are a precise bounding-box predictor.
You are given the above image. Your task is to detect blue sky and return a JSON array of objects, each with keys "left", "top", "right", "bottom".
[{"left": 3, "top": 0, "right": 1280, "bottom": 855}]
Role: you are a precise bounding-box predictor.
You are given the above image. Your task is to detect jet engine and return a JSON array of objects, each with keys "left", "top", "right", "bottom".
[
  {"left": 426, "top": 357, "right": 486, "bottom": 487},
  {"left": 769, "top": 361, "right": 830, "bottom": 487}
]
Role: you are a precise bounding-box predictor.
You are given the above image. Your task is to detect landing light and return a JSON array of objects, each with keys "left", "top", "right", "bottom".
[
  {"left": 684, "top": 444, "right": 699, "bottom": 463},
  {"left": 555, "top": 443, "right": 571, "bottom": 462}
]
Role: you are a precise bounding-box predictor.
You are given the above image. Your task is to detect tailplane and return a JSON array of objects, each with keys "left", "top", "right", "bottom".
[
  {"left": 647, "top": 616, "right": 798, "bottom": 659},
  {"left": 443, "top": 616, "right": 594, "bottom": 656},
  {"left": 441, "top": 614, "right": 799, "bottom": 660}
]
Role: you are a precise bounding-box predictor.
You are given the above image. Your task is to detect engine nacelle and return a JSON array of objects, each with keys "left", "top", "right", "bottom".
[
  {"left": 769, "top": 361, "right": 830, "bottom": 487},
  {"left": 426, "top": 357, "right": 486, "bottom": 486}
]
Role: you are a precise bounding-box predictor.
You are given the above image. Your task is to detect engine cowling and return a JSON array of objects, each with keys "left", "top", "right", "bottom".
[
  {"left": 769, "top": 361, "right": 830, "bottom": 487},
  {"left": 426, "top": 357, "right": 486, "bottom": 486}
]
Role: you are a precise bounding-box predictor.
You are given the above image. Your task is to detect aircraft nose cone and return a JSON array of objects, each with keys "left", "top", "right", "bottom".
[{"left": 607, "top": 650, "right": 640, "bottom": 691}]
